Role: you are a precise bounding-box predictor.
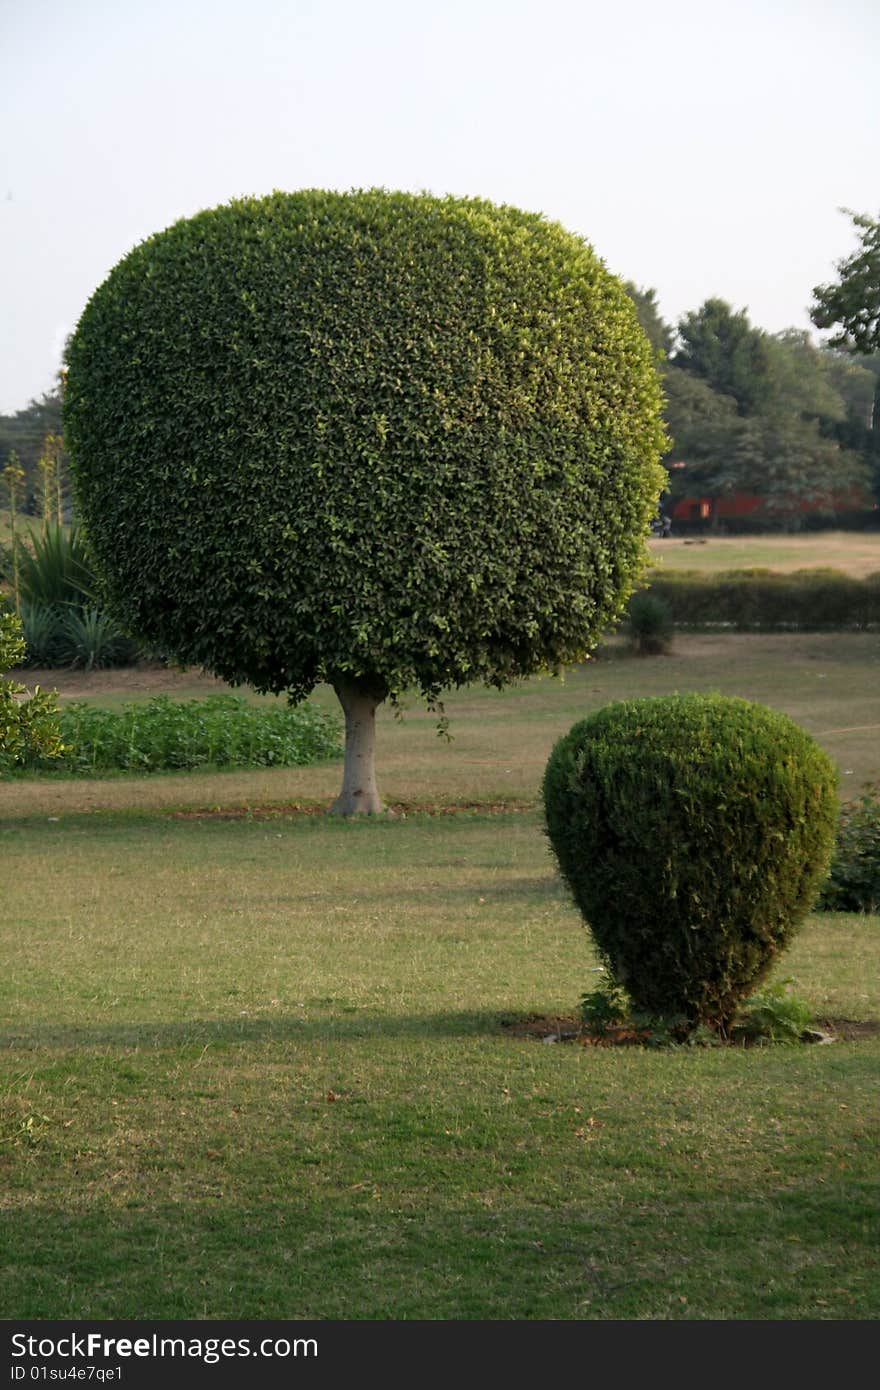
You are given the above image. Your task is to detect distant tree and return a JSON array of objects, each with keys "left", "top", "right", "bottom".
[
  {"left": 2, "top": 451, "right": 25, "bottom": 610},
  {"left": 747, "top": 413, "right": 870, "bottom": 525},
  {"left": 65, "top": 190, "right": 666, "bottom": 813},
  {"left": 811, "top": 210, "right": 880, "bottom": 354},
  {"left": 661, "top": 355, "right": 871, "bottom": 526},
  {"left": 660, "top": 365, "right": 743, "bottom": 495},
  {"left": 811, "top": 213, "right": 880, "bottom": 510},
  {"left": 623, "top": 283, "right": 674, "bottom": 359},
  {"left": 0, "top": 378, "right": 69, "bottom": 515},
  {"left": 674, "top": 298, "right": 773, "bottom": 416},
  {"left": 766, "top": 330, "right": 849, "bottom": 424}
]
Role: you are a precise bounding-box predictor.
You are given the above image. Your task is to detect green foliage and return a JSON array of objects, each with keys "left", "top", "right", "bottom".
[
  {"left": 623, "top": 283, "right": 674, "bottom": 360},
  {"left": 577, "top": 971, "right": 815, "bottom": 1046},
  {"left": 26, "top": 693, "right": 342, "bottom": 774},
  {"left": 0, "top": 609, "right": 64, "bottom": 773},
  {"left": 543, "top": 694, "right": 838, "bottom": 1034},
  {"left": 811, "top": 209, "right": 880, "bottom": 355},
  {"left": 65, "top": 189, "right": 666, "bottom": 711},
  {"left": 0, "top": 381, "right": 68, "bottom": 515},
  {"left": 662, "top": 309, "right": 877, "bottom": 518},
  {"left": 8, "top": 526, "right": 141, "bottom": 669},
  {"left": 640, "top": 567, "right": 880, "bottom": 630},
  {"left": 57, "top": 605, "right": 141, "bottom": 671},
  {"left": 16, "top": 601, "right": 140, "bottom": 671},
  {"left": 578, "top": 973, "right": 630, "bottom": 1034},
  {"left": 625, "top": 590, "right": 673, "bottom": 653},
  {"left": 732, "top": 982, "right": 814, "bottom": 1044},
  {"left": 673, "top": 298, "right": 773, "bottom": 416},
  {"left": 818, "top": 789, "right": 880, "bottom": 913},
  {"left": 14, "top": 522, "right": 94, "bottom": 607},
  {"left": 19, "top": 601, "right": 64, "bottom": 666}
]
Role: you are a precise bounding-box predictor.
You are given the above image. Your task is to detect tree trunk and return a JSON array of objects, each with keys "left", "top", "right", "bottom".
[{"left": 329, "top": 677, "right": 387, "bottom": 815}]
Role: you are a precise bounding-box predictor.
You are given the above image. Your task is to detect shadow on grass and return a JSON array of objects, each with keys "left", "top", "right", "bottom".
[
  {"left": 4, "top": 1188, "right": 876, "bottom": 1321},
  {"left": 1, "top": 1008, "right": 515, "bottom": 1051}
]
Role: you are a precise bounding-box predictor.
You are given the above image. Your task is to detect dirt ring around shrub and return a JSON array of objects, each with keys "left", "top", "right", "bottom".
[{"left": 501, "top": 1014, "right": 880, "bottom": 1047}]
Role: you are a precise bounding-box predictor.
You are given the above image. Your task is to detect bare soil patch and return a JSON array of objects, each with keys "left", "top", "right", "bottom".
[
  {"left": 502, "top": 1013, "right": 880, "bottom": 1046},
  {"left": 20, "top": 662, "right": 229, "bottom": 700}
]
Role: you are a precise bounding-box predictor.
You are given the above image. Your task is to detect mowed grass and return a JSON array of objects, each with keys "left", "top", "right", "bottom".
[
  {"left": 647, "top": 528, "right": 880, "bottom": 577},
  {"left": 8, "top": 632, "right": 879, "bottom": 817},
  {"left": 2, "top": 808, "right": 879, "bottom": 1321},
  {"left": 2, "top": 631, "right": 879, "bottom": 1320}
]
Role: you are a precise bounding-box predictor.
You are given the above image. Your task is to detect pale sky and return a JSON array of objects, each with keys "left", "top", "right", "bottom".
[{"left": 1, "top": 0, "right": 878, "bottom": 414}]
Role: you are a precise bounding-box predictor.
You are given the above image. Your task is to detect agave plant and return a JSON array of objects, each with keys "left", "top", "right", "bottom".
[
  {"left": 14, "top": 523, "right": 96, "bottom": 607},
  {"left": 58, "top": 605, "right": 141, "bottom": 671},
  {"left": 19, "top": 601, "right": 65, "bottom": 667}
]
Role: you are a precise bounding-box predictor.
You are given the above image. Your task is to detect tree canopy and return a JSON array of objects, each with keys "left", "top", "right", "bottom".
[
  {"left": 623, "top": 286, "right": 877, "bottom": 522},
  {"left": 811, "top": 210, "right": 880, "bottom": 355},
  {"left": 673, "top": 298, "right": 773, "bottom": 416},
  {"left": 65, "top": 190, "right": 666, "bottom": 811}
]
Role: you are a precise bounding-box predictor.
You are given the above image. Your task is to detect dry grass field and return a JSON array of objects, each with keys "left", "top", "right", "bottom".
[{"left": 647, "top": 529, "right": 880, "bottom": 576}]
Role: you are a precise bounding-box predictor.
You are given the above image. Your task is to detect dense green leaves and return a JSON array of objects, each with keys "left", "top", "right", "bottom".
[
  {"left": 818, "top": 790, "right": 880, "bottom": 913},
  {"left": 673, "top": 298, "right": 773, "bottom": 416},
  {"left": 25, "top": 694, "right": 341, "bottom": 774},
  {"left": 543, "top": 694, "right": 838, "bottom": 1033},
  {"left": 638, "top": 567, "right": 880, "bottom": 630},
  {"left": 811, "top": 210, "right": 880, "bottom": 355},
  {"left": 0, "top": 609, "right": 64, "bottom": 773},
  {"left": 65, "top": 190, "right": 666, "bottom": 708}
]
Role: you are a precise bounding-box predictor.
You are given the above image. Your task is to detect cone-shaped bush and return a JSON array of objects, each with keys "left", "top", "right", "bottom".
[{"left": 543, "top": 694, "right": 838, "bottom": 1034}]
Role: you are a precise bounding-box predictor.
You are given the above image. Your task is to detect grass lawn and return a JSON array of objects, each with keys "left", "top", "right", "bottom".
[
  {"left": 9, "top": 632, "right": 879, "bottom": 816},
  {"left": 2, "top": 634, "right": 879, "bottom": 1320},
  {"left": 647, "top": 529, "right": 880, "bottom": 577}
]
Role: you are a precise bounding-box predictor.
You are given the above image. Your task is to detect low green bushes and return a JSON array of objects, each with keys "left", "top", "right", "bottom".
[
  {"left": 7, "top": 524, "right": 142, "bottom": 669},
  {"left": 543, "top": 693, "right": 838, "bottom": 1036},
  {"left": 0, "top": 611, "right": 64, "bottom": 774},
  {"left": 639, "top": 567, "right": 880, "bottom": 630},
  {"left": 19, "top": 601, "right": 141, "bottom": 670},
  {"left": 625, "top": 591, "right": 673, "bottom": 654},
  {"left": 819, "top": 789, "right": 880, "bottom": 912},
  {"left": 23, "top": 693, "right": 342, "bottom": 774}
]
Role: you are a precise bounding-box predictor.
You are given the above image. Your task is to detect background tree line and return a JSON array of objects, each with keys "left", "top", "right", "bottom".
[
  {"left": 0, "top": 375, "right": 71, "bottom": 523},
  {"left": 625, "top": 287, "right": 880, "bottom": 529}
]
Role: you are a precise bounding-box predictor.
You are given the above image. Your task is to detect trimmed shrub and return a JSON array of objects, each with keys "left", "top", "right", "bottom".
[
  {"left": 625, "top": 591, "right": 673, "bottom": 654},
  {"left": 640, "top": 568, "right": 880, "bottom": 630},
  {"left": 818, "top": 790, "right": 880, "bottom": 912},
  {"left": 543, "top": 694, "right": 838, "bottom": 1034}
]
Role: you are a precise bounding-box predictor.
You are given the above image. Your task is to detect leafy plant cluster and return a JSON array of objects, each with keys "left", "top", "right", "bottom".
[
  {"left": 22, "top": 693, "right": 342, "bottom": 774},
  {"left": 579, "top": 972, "right": 815, "bottom": 1045},
  {"left": 544, "top": 693, "right": 838, "bottom": 1037},
  {"left": 637, "top": 567, "right": 880, "bottom": 630},
  {"left": 818, "top": 788, "right": 880, "bottom": 912},
  {"left": 2, "top": 523, "right": 140, "bottom": 670},
  {"left": 0, "top": 610, "right": 64, "bottom": 774}
]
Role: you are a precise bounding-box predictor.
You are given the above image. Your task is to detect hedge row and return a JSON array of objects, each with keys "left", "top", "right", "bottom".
[{"left": 639, "top": 568, "right": 880, "bottom": 630}]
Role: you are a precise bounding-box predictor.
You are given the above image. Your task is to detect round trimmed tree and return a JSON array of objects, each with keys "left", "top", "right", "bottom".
[{"left": 64, "top": 190, "right": 666, "bottom": 812}]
